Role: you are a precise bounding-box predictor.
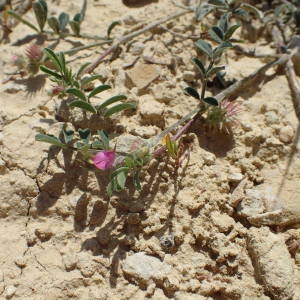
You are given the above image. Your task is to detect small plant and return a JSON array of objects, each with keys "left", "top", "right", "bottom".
[
  {"left": 12, "top": 43, "right": 43, "bottom": 75},
  {"left": 40, "top": 48, "right": 136, "bottom": 115},
  {"left": 7, "top": 0, "right": 85, "bottom": 37}
]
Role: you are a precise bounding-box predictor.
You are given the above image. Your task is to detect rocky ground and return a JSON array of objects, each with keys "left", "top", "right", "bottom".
[{"left": 0, "top": 0, "right": 300, "bottom": 299}]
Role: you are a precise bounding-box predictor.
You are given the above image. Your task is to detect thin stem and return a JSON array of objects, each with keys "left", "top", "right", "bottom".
[
  {"left": 62, "top": 39, "right": 113, "bottom": 55},
  {"left": 85, "top": 9, "right": 192, "bottom": 74}
]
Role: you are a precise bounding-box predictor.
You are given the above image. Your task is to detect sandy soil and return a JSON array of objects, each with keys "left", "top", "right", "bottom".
[{"left": 0, "top": 0, "right": 300, "bottom": 299}]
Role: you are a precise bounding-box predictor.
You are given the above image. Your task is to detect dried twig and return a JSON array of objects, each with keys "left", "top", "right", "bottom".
[
  {"left": 285, "top": 58, "right": 300, "bottom": 121},
  {"left": 85, "top": 10, "right": 191, "bottom": 74}
]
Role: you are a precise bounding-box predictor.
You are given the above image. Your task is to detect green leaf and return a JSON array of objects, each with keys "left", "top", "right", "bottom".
[
  {"left": 69, "top": 20, "right": 80, "bottom": 36},
  {"left": 58, "top": 12, "right": 69, "bottom": 31},
  {"left": 58, "top": 52, "right": 66, "bottom": 73},
  {"left": 133, "top": 171, "right": 141, "bottom": 190},
  {"left": 192, "top": 58, "right": 206, "bottom": 78},
  {"left": 106, "top": 181, "right": 114, "bottom": 196},
  {"left": 78, "top": 128, "right": 91, "bottom": 140},
  {"left": 95, "top": 95, "right": 127, "bottom": 110},
  {"left": 80, "top": 75, "right": 102, "bottom": 88},
  {"left": 62, "top": 127, "right": 74, "bottom": 144},
  {"left": 98, "top": 130, "right": 110, "bottom": 149},
  {"left": 76, "top": 62, "right": 91, "bottom": 79},
  {"left": 213, "top": 41, "right": 232, "bottom": 58},
  {"left": 47, "top": 17, "right": 60, "bottom": 34},
  {"left": 7, "top": 10, "right": 39, "bottom": 32},
  {"left": 40, "top": 65, "right": 63, "bottom": 79},
  {"left": 195, "top": 40, "right": 213, "bottom": 58},
  {"left": 104, "top": 103, "right": 136, "bottom": 117},
  {"left": 88, "top": 85, "right": 111, "bottom": 98},
  {"left": 209, "top": 26, "right": 224, "bottom": 43},
  {"left": 224, "top": 24, "right": 240, "bottom": 40},
  {"left": 33, "top": 0, "right": 48, "bottom": 31},
  {"left": 107, "top": 20, "right": 120, "bottom": 38},
  {"left": 233, "top": 8, "right": 249, "bottom": 20},
  {"left": 219, "top": 13, "right": 229, "bottom": 33},
  {"left": 66, "top": 88, "right": 87, "bottom": 101},
  {"left": 240, "top": 3, "right": 264, "bottom": 20},
  {"left": 35, "top": 134, "right": 65, "bottom": 147},
  {"left": 196, "top": 4, "right": 215, "bottom": 21},
  {"left": 184, "top": 87, "right": 200, "bottom": 100},
  {"left": 68, "top": 100, "right": 96, "bottom": 113},
  {"left": 203, "top": 97, "right": 218, "bottom": 106},
  {"left": 43, "top": 48, "right": 62, "bottom": 71},
  {"left": 73, "top": 13, "right": 83, "bottom": 23},
  {"left": 208, "top": 0, "right": 227, "bottom": 6},
  {"left": 206, "top": 66, "right": 225, "bottom": 77}
]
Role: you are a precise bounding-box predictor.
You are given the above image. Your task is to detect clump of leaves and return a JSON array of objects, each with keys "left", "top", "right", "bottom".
[
  {"left": 196, "top": 0, "right": 263, "bottom": 23},
  {"left": 8, "top": 0, "right": 85, "bottom": 37},
  {"left": 40, "top": 48, "right": 136, "bottom": 115}
]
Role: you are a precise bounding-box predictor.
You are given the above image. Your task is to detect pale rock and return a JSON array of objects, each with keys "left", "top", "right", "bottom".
[
  {"left": 63, "top": 253, "right": 78, "bottom": 271},
  {"left": 237, "top": 188, "right": 265, "bottom": 217},
  {"left": 247, "top": 227, "right": 294, "bottom": 300},
  {"left": 130, "top": 42, "right": 145, "bottom": 55},
  {"left": 126, "top": 63, "right": 160, "bottom": 92},
  {"left": 35, "top": 226, "right": 54, "bottom": 242},
  {"left": 139, "top": 95, "right": 164, "bottom": 124},
  {"left": 122, "top": 14, "right": 137, "bottom": 25},
  {"left": 14, "top": 256, "right": 26, "bottom": 268},
  {"left": 279, "top": 125, "right": 294, "bottom": 143},
  {"left": 151, "top": 83, "right": 174, "bottom": 103},
  {"left": 203, "top": 152, "right": 216, "bottom": 165},
  {"left": 264, "top": 111, "right": 279, "bottom": 125},
  {"left": 182, "top": 71, "right": 195, "bottom": 82},
  {"left": 122, "top": 252, "right": 172, "bottom": 285},
  {"left": 5, "top": 285, "right": 17, "bottom": 299},
  {"left": 227, "top": 171, "right": 243, "bottom": 183},
  {"left": 211, "top": 211, "right": 235, "bottom": 233},
  {"left": 1, "top": 82, "right": 26, "bottom": 94},
  {"left": 174, "top": 292, "right": 207, "bottom": 300},
  {"left": 130, "top": 125, "right": 158, "bottom": 138},
  {"left": 229, "top": 178, "right": 249, "bottom": 207}
]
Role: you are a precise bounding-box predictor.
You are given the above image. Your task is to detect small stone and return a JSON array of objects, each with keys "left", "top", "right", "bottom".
[
  {"left": 122, "top": 252, "right": 172, "bottom": 285},
  {"left": 63, "top": 254, "right": 78, "bottom": 271},
  {"left": 279, "top": 125, "right": 294, "bottom": 143},
  {"left": 1, "top": 83, "right": 26, "bottom": 94},
  {"left": 203, "top": 152, "right": 216, "bottom": 165},
  {"left": 264, "top": 111, "right": 279, "bottom": 125},
  {"left": 130, "top": 42, "right": 145, "bottom": 55},
  {"left": 182, "top": 71, "right": 195, "bottom": 82},
  {"left": 130, "top": 125, "right": 158, "bottom": 138},
  {"left": 237, "top": 188, "right": 265, "bottom": 217},
  {"left": 211, "top": 211, "right": 235, "bottom": 233},
  {"left": 126, "top": 63, "right": 160, "bottom": 92},
  {"left": 14, "top": 256, "right": 26, "bottom": 268},
  {"left": 227, "top": 172, "right": 243, "bottom": 183},
  {"left": 5, "top": 285, "right": 17, "bottom": 299},
  {"left": 247, "top": 227, "right": 294, "bottom": 299},
  {"left": 139, "top": 95, "right": 164, "bottom": 125},
  {"left": 122, "top": 15, "right": 137, "bottom": 25},
  {"left": 26, "top": 232, "right": 37, "bottom": 247},
  {"left": 35, "top": 227, "right": 53, "bottom": 242},
  {"left": 160, "top": 235, "right": 175, "bottom": 249}
]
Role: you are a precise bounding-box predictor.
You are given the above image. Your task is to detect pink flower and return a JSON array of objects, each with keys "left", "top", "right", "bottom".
[
  {"left": 93, "top": 151, "right": 116, "bottom": 170},
  {"left": 25, "top": 44, "right": 43, "bottom": 62},
  {"left": 47, "top": 85, "right": 65, "bottom": 97}
]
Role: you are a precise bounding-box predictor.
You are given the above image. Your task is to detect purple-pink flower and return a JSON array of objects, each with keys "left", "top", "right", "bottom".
[
  {"left": 25, "top": 44, "right": 43, "bottom": 62},
  {"left": 93, "top": 150, "right": 116, "bottom": 170}
]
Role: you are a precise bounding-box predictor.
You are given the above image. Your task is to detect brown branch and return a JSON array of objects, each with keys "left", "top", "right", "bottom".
[
  {"left": 285, "top": 58, "right": 300, "bottom": 121},
  {"left": 85, "top": 9, "right": 191, "bottom": 74}
]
